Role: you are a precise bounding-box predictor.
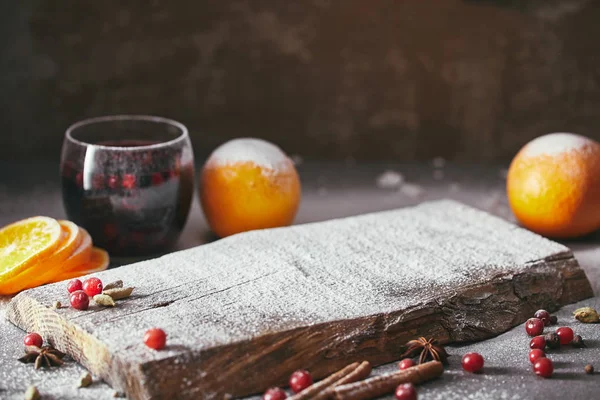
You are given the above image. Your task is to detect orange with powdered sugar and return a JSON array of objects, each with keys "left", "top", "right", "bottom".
[
  {"left": 507, "top": 132, "right": 600, "bottom": 238},
  {"left": 200, "top": 138, "right": 301, "bottom": 238}
]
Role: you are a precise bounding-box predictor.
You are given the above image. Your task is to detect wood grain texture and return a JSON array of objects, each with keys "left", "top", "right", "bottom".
[{"left": 5, "top": 200, "right": 593, "bottom": 399}]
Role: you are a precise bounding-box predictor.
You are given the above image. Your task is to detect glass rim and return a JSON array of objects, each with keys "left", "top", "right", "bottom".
[{"left": 65, "top": 115, "right": 189, "bottom": 151}]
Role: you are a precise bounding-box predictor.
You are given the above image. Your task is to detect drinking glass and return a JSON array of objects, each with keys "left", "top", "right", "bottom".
[{"left": 60, "top": 115, "right": 194, "bottom": 257}]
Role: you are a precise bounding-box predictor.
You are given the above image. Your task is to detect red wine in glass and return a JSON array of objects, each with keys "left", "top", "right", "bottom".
[{"left": 61, "top": 116, "right": 195, "bottom": 257}]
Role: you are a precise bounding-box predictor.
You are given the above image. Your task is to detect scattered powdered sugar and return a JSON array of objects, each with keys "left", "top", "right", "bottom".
[
  {"left": 521, "top": 132, "right": 593, "bottom": 157},
  {"left": 376, "top": 170, "right": 404, "bottom": 189},
  {"left": 206, "top": 138, "right": 293, "bottom": 172}
]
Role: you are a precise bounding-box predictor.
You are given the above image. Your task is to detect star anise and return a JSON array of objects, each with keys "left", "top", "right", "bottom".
[
  {"left": 18, "top": 345, "right": 66, "bottom": 369},
  {"left": 400, "top": 337, "right": 449, "bottom": 365}
]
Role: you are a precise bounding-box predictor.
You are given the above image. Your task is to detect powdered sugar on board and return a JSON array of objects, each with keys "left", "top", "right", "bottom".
[
  {"left": 205, "top": 138, "right": 293, "bottom": 172},
  {"left": 10, "top": 201, "right": 571, "bottom": 355},
  {"left": 521, "top": 132, "right": 595, "bottom": 157},
  {"left": 6, "top": 200, "right": 589, "bottom": 399}
]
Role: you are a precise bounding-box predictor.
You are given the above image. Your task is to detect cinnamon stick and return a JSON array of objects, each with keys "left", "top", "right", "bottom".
[
  {"left": 312, "top": 361, "right": 372, "bottom": 400},
  {"left": 331, "top": 360, "right": 443, "bottom": 400},
  {"left": 289, "top": 362, "right": 361, "bottom": 400}
]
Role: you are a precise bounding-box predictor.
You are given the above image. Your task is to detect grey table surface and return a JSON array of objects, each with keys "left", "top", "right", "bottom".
[{"left": 1, "top": 161, "right": 599, "bottom": 399}]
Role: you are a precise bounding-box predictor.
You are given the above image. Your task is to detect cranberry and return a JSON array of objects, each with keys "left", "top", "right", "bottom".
[
  {"left": 529, "top": 349, "right": 545, "bottom": 364},
  {"left": 289, "top": 370, "right": 313, "bottom": 393},
  {"left": 530, "top": 336, "right": 546, "bottom": 350},
  {"left": 107, "top": 175, "right": 120, "bottom": 189},
  {"left": 525, "top": 318, "right": 544, "bottom": 337},
  {"left": 395, "top": 383, "right": 417, "bottom": 400},
  {"left": 556, "top": 327, "right": 574, "bottom": 345},
  {"left": 122, "top": 174, "right": 137, "bottom": 189},
  {"left": 67, "top": 279, "right": 83, "bottom": 293},
  {"left": 69, "top": 290, "right": 90, "bottom": 310},
  {"left": 398, "top": 358, "right": 415, "bottom": 370},
  {"left": 534, "top": 309, "right": 551, "bottom": 326},
  {"left": 461, "top": 352, "right": 484, "bottom": 373},
  {"left": 24, "top": 333, "right": 43, "bottom": 347},
  {"left": 533, "top": 357, "right": 553, "bottom": 378},
  {"left": 144, "top": 328, "right": 167, "bottom": 350},
  {"left": 82, "top": 277, "right": 103, "bottom": 297},
  {"left": 263, "top": 387, "right": 287, "bottom": 400}
]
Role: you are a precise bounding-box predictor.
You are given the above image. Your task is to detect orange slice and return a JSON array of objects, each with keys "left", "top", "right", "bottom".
[
  {"left": 59, "top": 227, "right": 93, "bottom": 272},
  {"left": 50, "top": 247, "right": 109, "bottom": 282},
  {"left": 0, "top": 220, "right": 84, "bottom": 294},
  {"left": 0, "top": 216, "right": 62, "bottom": 282}
]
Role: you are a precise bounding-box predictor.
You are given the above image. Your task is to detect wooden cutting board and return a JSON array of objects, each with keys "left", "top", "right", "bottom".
[{"left": 6, "top": 200, "right": 592, "bottom": 399}]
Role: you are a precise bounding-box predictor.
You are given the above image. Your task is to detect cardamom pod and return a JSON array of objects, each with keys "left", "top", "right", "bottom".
[
  {"left": 573, "top": 307, "right": 600, "bottom": 323},
  {"left": 93, "top": 294, "right": 116, "bottom": 307},
  {"left": 77, "top": 372, "right": 93, "bottom": 388},
  {"left": 103, "top": 287, "right": 134, "bottom": 300},
  {"left": 103, "top": 280, "right": 124, "bottom": 291},
  {"left": 25, "top": 386, "right": 40, "bottom": 400}
]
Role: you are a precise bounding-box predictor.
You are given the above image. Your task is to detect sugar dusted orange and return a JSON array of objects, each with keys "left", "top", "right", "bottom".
[
  {"left": 0, "top": 216, "right": 62, "bottom": 281},
  {"left": 200, "top": 138, "right": 301, "bottom": 238},
  {"left": 0, "top": 220, "right": 83, "bottom": 294},
  {"left": 507, "top": 132, "right": 600, "bottom": 238}
]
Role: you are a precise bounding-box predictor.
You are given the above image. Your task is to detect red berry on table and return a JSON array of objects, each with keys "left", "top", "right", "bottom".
[
  {"left": 529, "top": 349, "right": 545, "bottom": 364},
  {"left": 69, "top": 290, "right": 90, "bottom": 310},
  {"left": 398, "top": 358, "right": 415, "bottom": 370},
  {"left": 525, "top": 318, "right": 544, "bottom": 337},
  {"left": 556, "top": 327, "right": 574, "bottom": 345},
  {"left": 82, "top": 277, "right": 103, "bottom": 297},
  {"left": 144, "top": 328, "right": 167, "bottom": 350},
  {"left": 533, "top": 357, "right": 554, "bottom": 378},
  {"left": 462, "top": 352, "right": 484, "bottom": 373},
  {"left": 289, "top": 370, "right": 313, "bottom": 393},
  {"left": 395, "top": 383, "right": 417, "bottom": 400},
  {"left": 530, "top": 336, "right": 546, "bottom": 350},
  {"left": 262, "top": 387, "right": 287, "bottom": 400},
  {"left": 534, "top": 309, "right": 551, "bottom": 326},
  {"left": 67, "top": 279, "right": 83, "bottom": 293},
  {"left": 23, "top": 333, "right": 43, "bottom": 347}
]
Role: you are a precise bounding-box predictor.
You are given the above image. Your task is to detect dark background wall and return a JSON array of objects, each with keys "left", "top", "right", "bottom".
[{"left": 1, "top": 0, "right": 599, "bottom": 163}]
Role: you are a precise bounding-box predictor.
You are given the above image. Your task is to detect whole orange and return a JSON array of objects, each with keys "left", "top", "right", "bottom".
[
  {"left": 200, "top": 138, "right": 301, "bottom": 238},
  {"left": 507, "top": 132, "right": 600, "bottom": 238}
]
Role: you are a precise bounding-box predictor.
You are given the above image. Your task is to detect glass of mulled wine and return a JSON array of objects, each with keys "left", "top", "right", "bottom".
[{"left": 61, "top": 115, "right": 195, "bottom": 257}]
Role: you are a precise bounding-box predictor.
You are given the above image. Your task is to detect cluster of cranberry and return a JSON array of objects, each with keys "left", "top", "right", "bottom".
[
  {"left": 263, "top": 370, "right": 313, "bottom": 400},
  {"left": 67, "top": 277, "right": 103, "bottom": 310},
  {"left": 66, "top": 278, "right": 167, "bottom": 350},
  {"left": 525, "top": 309, "right": 584, "bottom": 378}
]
